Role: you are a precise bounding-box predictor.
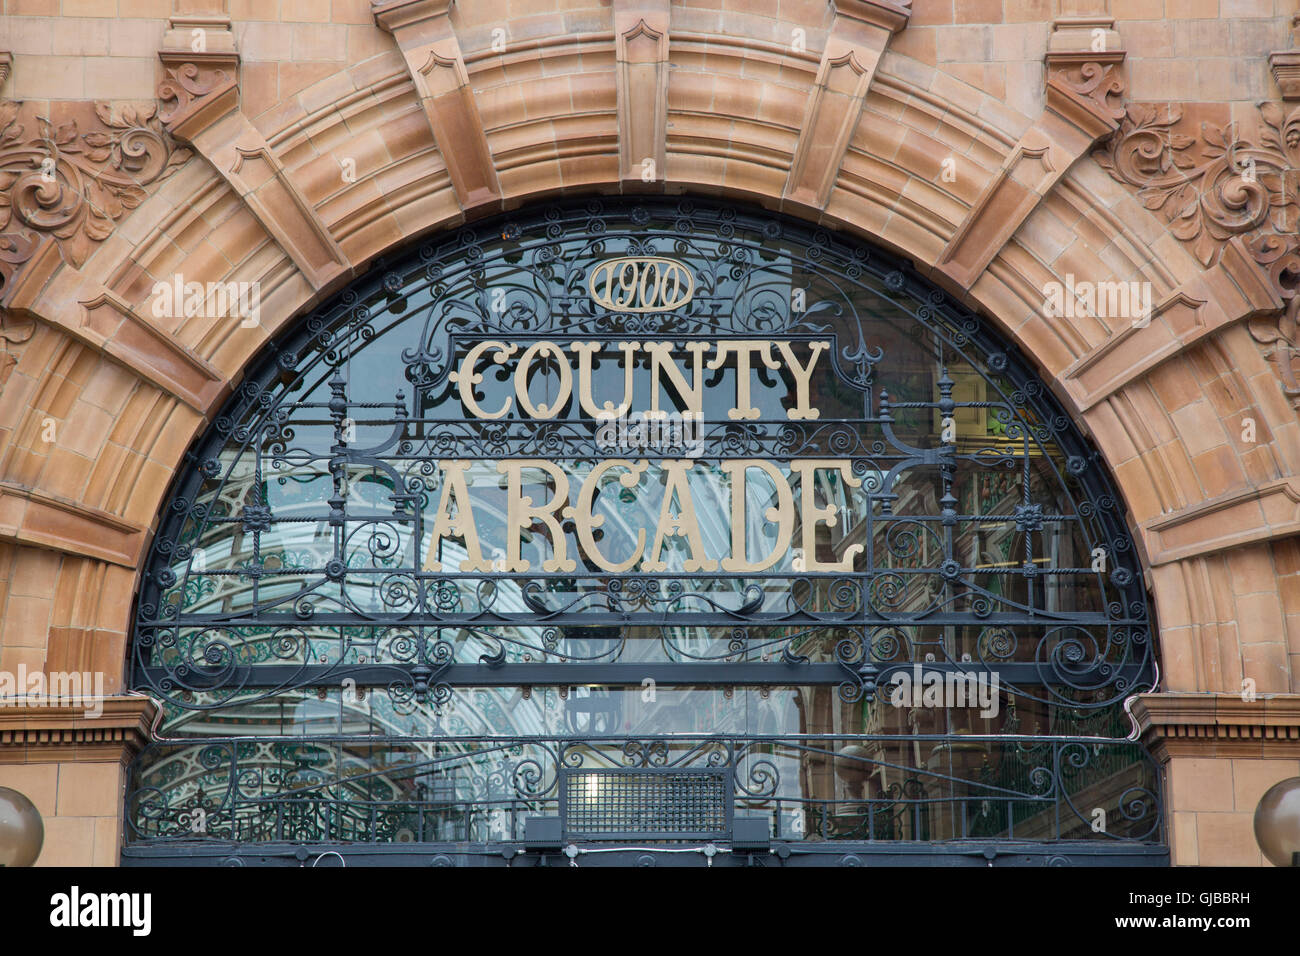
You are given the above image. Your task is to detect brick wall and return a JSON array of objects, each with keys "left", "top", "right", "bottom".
[{"left": 1, "top": 0, "right": 1298, "bottom": 866}]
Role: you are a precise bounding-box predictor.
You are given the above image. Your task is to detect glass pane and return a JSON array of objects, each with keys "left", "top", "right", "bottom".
[{"left": 129, "top": 199, "right": 1158, "bottom": 853}]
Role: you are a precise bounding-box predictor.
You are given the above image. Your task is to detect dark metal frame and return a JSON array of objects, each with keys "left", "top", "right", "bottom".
[
  {"left": 125, "top": 197, "right": 1164, "bottom": 864},
  {"left": 121, "top": 841, "right": 1170, "bottom": 868},
  {"left": 123, "top": 732, "right": 1163, "bottom": 863}
]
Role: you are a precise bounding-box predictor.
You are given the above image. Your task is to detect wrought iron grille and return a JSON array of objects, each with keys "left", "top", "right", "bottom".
[
  {"left": 125, "top": 198, "right": 1163, "bottom": 860},
  {"left": 123, "top": 734, "right": 1161, "bottom": 848}
]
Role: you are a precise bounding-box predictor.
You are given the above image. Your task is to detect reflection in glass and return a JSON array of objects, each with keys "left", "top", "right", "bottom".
[{"left": 129, "top": 200, "right": 1157, "bottom": 853}]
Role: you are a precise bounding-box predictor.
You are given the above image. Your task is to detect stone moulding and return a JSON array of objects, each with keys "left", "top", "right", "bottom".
[
  {"left": 0, "top": 697, "right": 158, "bottom": 765},
  {"left": 783, "top": 0, "right": 910, "bottom": 210},
  {"left": 615, "top": 4, "right": 671, "bottom": 186},
  {"left": 416, "top": 47, "right": 465, "bottom": 86},
  {"left": 156, "top": 14, "right": 241, "bottom": 151},
  {"left": 152, "top": 70, "right": 348, "bottom": 291},
  {"left": 0, "top": 480, "right": 148, "bottom": 568},
  {"left": 936, "top": 28, "right": 1127, "bottom": 292},
  {"left": 1046, "top": 16, "right": 1123, "bottom": 66},
  {"left": 157, "top": 60, "right": 240, "bottom": 141},
  {"left": 0, "top": 299, "right": 33, "bottom": 390},
  {"left": 784, "top": 49, "right": 878, "bottom": 209},
  {"left": 1045, "top": 61, "right": 1125, "bottom": 142},
  {"left": 1271, "top": 14, "right": 1300, "bottom": 102},
  {"left": 374, "top": 0, "right": 502, "bottom": 212},
  {"left": 1043, "top": 16, "right": 1126, "bottom": 144},
  {"left": 835, "top": 0, "right": 912, "bottom": 36},
  {"left": 1245, "top": 231, "right": 1300, "bottom": 407},
  {"left": 1061, "top": 289, "right": 1208, "bottom": 412},
  {"left": 371, "top": 0, "right": 453, "bottom": 34},
  {"left": 1273, "top": 50, "right": 1300, "bottom": 102},
  {"left": 156, "top": 13, "right": 239, "bottom": 137},
  {"left": 1144, "top": 477, "right": 1300, "bottom": 567},
  {"left": 1132, "top": 693, "right": 1300, "bottom": 760},
  {"left": 0, "top": 232, "right": 225, "bottom": 412},
  {"left": 1057, "top": 13, "right": 1300, "bottom": 411}
]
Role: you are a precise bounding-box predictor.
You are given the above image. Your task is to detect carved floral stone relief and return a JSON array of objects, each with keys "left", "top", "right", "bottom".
[
  {"left": 1094, "top": 101, "right": 1297, "bottom": 267},
  {"left": 0, "top": 99, "right": 191, "bottom": 390},
  {"left": 0, "top": 99, "right": 192, "bottom": 289},
  {"left": 1094, "top": 101, "right": 1300, "bottom": 405}
]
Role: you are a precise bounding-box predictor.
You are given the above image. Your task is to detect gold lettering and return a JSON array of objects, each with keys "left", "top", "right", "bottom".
[
  {"left": 423, "top": 461, "right": 490, "bottom": 572},
  {"left": 589, "top": 258, "right": 695, "bottom": 312},
  {"left": 644, "top": 459, "right": 717, "bottom": 572},
  {"left": 720, "top": 460, "right": 794, "bottom": 572},
  {"left": 775, "top": 341, "right": 830, "bottom": 421},
  {"left": 565, "top": 459, "right": 648, "bottom": 572},
  {"left": 420, "top": 457, "right": 863, "bottom": 575},
  {"left": 571, "top": 341, "right": 640, "bottom": 418},
  {"left": 498, "top": 459, "right": 576, "bottom": 572},
  {"left": 643, "top": 341, "right": 709, "bottom": 418},
  {"left": 707, "top": 341, "right": 780, "bottom": 421},
  {"left": 513, "top": 341, "right": 572, "bottom": 419},
  {"left": 449, "top": 341, "right": 516, "bottom": 420},
  {"left": 639, "top": 260, "right": 661, "bottom": 309},
  {"left": 789, "top": 459, "right": 863, "bottom": 572},
  {"left": 614, "top": 260, "right": 638, "bottom": 309}
]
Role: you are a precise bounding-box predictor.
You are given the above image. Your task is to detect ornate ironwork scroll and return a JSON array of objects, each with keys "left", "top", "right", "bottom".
[
  {"left": 125, "top": 733, "right": 1160, "bottom": 848},
  {"left": 127, "top": 198, "right": 1161, "bottom": 858}
]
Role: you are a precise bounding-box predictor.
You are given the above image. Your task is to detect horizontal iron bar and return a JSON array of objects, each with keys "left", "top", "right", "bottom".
[
  {"left": 138, "top": 612, "right": 1148, "bottom": 627},
  {"left": 118, "top": 840, "right": 1170, "bottom": 867},
  {"left": 133, "top": 732, "right": 1150, "bottom": 746},
  {"left": 136, "top": 660, "right": 1150, "bottom": 688},
  {"left": 159, "top": 570, "right": 1115, "bottom": 579}
]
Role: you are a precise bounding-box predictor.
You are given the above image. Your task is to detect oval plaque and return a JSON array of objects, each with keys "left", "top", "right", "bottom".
[{"left": 589, "top": 256, "right": 695, "bottom": 313}]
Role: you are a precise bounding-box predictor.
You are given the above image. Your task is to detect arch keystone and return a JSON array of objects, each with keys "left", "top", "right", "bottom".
[
  {"left": 374, "top": 0, "right": 503, "bottom": 213},
  {"left": 615, "top": 2, "right": 671, "bottom": 186},
  {"left": 783, "top": 0, "right": 910, "bottom": 211}
]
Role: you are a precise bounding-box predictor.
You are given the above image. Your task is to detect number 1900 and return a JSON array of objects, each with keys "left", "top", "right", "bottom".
[{"left": 589, "top": 257, "right": 694, "bottom": 313}]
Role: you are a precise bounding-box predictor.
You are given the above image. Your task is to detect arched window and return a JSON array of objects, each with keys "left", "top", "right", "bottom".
[{"left": 125, "top": 199, "right": 1163, "bottom": 865}]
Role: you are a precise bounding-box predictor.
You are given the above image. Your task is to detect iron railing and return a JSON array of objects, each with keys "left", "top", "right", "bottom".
[{"left": 125, "top": 733, "right": 1161, "bottom": 847}]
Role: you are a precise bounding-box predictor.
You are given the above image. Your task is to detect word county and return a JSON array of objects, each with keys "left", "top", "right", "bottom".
[{"left": 449, "top": 338, "right": 830, "bottom": 421}]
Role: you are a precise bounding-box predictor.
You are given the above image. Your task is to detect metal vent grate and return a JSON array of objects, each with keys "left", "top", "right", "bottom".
[{"left": 562, "top": 769, "right": 731, "bottom": 840}]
